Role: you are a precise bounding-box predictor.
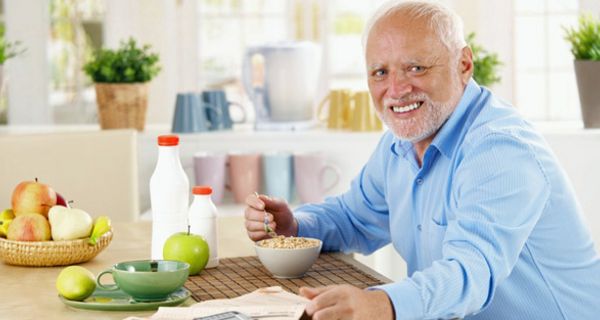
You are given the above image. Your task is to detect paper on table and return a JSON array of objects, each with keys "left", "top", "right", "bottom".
[{"left": 123, "top": 286, "right": 308, "bottom": 320}]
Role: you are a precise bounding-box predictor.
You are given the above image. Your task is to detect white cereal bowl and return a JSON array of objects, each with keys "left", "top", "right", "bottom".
[{"left": 254, "top": 237, "right": 322, "bottom": 278}]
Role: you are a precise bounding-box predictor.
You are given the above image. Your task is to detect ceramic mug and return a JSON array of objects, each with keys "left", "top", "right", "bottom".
[
  {"left": 262, "top": 151, "right": 294, "bottom": 202},
  {"left": 294, "top": 152, "right": 340, "bottom": 203},
  {"left": 349, "top": 91, "right": 383, "bottom": 132},
  {"left": 96, "top": 260, "right": 189, "bottom": 302},
  {"left": 201, "top": 90, "right": 246, "bottom": 130},
  {"left": 193, "top": 152, "right": 227, "bottom": 204},
  {"left": 172, "top": 93, "right": 218, "bottom": 133},
  {"left": 227, "top": 152, "right": 262, "bottom": 203},
  {"left": 317, "top": 89, "right": 353, "bottom": 130}
]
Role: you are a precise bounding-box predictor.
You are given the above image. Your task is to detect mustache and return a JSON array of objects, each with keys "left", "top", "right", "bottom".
[{"left": 383, "top": 93, "right": 430, "bottom": 106}]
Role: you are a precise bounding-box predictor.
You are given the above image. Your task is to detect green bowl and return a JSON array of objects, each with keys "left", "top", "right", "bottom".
[{"left": 97, "top": 260, "right": 189, "bottom": 302}]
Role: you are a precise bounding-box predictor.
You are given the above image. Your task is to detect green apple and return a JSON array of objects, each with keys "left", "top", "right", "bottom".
[
  {"left": 11, "top": 178, "right": 57, "bottom": 218},
  {"left": 163, "top": 230, "right": 210, "bottom": 276},
  {"left": 56, "top": 266, "right": 96, "bottom": 301}
]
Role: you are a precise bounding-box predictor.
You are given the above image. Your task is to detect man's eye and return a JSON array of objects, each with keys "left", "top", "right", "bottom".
[
  {"left": 372, "top": 69, "right": 386, "bottom": 77},
  {"left": 408, "top": 65, "right": 428, "bottom": 74}
]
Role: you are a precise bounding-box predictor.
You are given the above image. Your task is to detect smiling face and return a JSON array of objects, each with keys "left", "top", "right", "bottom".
[{"left": 366, "top": 11, "right": 472, "bottom": 147}]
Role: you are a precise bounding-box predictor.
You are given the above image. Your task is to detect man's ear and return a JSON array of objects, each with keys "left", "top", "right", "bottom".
[{"left": 459, "top": 46, "right": 474, "bottom": 85}]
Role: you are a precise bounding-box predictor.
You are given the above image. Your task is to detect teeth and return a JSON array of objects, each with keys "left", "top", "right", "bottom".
[{"left": 391, "top": 102, "right": 420, "bottom": 113}]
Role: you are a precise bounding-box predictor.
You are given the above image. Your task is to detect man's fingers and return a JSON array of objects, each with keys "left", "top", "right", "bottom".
[
  {"left": 299, "top": 286, "right": 327, "bottom": 299},
  {"left": 245, "top": 193, "right": 265, "bottom": 210},
  {"left": 246, "top": 229, "right": 268, "bottom": 241},
  {"left": 312, "top": 306, "right": 341, "bottom": 320},
  {"left": 245, "top": 219, "right": 267, "bottom": 232}
]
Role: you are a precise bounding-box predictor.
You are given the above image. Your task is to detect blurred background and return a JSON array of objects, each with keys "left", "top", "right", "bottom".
[{"left": 0, "top": 0, "right": 598, "bottom": 127}]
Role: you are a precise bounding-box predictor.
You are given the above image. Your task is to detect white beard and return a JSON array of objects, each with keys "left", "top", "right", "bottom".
[{"left": 379, "top": 91, "right": 460, "bottom": 143}]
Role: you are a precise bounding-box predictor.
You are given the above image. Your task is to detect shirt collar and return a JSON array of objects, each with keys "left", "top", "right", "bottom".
[
  {"left": 390, "top": 79, "right": 482, "bottom": 159},
  {"left": 431, "top": 79, "right": 481, "bottom": 158}
]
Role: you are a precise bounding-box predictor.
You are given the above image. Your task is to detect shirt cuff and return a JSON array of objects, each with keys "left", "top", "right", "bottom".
[
  {"left": 371, "top": 280, "right": 424, "bottom": 320},
  {"left": 294, "top": 210, "right": 319, "bottom": 238}
]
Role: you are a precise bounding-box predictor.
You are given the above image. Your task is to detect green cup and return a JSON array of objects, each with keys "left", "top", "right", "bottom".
[{"left": 96, "top": 260, "right": 189, "bottom": 302}]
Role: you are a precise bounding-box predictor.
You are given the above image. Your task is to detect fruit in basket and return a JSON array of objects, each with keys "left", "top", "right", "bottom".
[
  {"left": 11, "top": 179, "right": 57, "bottom": 218},
  {"left": 88, "top": 216, "right": 112, "bottom": 245},
  {"left": 48, "top": 205, "right": 93, "bottom": 241},
  {"left": 163, "top": 229, "right": 210, "bottom": 275},
  {"left": 6, "top": 213, "right": 52, "bottom": 241},
  {"left": 56, "top": 266, "right": 96, "bottom": 301},
  {"left": 56, "top": 192, "right": 67, "bottom": 207},
  {"left": 0, "top": 209, "right": 15, "bottom": 237}
]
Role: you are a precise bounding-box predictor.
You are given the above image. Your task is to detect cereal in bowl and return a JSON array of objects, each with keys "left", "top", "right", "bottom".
[{"left": 257, "top": 236, "right": 320, "bottom": 249}]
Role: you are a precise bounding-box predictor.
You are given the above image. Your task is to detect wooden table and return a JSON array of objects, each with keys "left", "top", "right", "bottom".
[{"left": 0, "top": 217, "right": 390, "bottom": 320}]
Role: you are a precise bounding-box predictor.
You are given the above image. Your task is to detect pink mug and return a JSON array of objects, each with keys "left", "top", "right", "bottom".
[
  {"left": 294, "top": 152, "right": 340, "bottom": 203},
  {"left": 227, "top": 152, "right": 262, "bottom": 203},
  {"left": 193, "top": 152, "right": 227, "bottom": 204}
]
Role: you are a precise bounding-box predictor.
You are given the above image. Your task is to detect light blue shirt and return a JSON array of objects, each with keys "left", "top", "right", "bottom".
[{"left": 295, "top": 80, "right": 600, "bottom": 319}]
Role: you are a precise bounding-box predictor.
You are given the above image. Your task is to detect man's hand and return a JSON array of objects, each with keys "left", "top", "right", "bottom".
[
  {"left": 299, "top": 285, "right": 394, "bottom": 320},
  {"left": 244, "top": 193, "right": 298, "bottom": 241}
]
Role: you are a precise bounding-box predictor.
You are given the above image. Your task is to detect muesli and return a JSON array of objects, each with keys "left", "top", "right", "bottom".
[{"left": 257, "top": 236, "right": 320, "bottom": 249}]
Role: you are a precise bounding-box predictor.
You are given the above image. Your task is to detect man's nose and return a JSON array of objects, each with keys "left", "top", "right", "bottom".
[{"left": 388, "top": 71, "right": 413, "bottom": 97}]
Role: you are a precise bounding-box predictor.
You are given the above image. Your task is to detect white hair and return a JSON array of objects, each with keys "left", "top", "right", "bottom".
[{"left": 362, "top": 0, "right": 467, "bottom": 53}]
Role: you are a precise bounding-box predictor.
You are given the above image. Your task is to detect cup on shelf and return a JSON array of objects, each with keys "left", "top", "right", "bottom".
[
  {"left": 293, "top": 152, "right": 340, "bottom": 203},
  {"left": 172, "top": 93, "right": 217, "bottom": 133},
  {"left": 227, "top": 152, "right": 262, "bottom": 203},
  {"left": 317, "top": 89, "right": 353, "bottom": 130},
  {"left": 350, "top": 91, "right": 383, "bottom": 131},
  {"left": 349, "top": 91, "right": 383, "bottom": 132},
  {"left": 262, "top": 151, "right": 294, "bottom": 203},
  {"left": 201, "top": 90, "right": 247, "bottom": 130},
  {"left": 193, "top": 152, "right": 227, "bottom": 204}
]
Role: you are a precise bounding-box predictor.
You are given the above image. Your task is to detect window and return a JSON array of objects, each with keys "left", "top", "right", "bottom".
[
  {"left": 197, "top": 0, "right": 289, "bottom": 88},
  {"left": 325, "top": 0, "right": 385, "bottom": 90},
  {"left": 49, "top": 0, "right": 104, "bottom": 124},
  {"left": 513, "top": 0, "right": 580, "bottom": 121}
]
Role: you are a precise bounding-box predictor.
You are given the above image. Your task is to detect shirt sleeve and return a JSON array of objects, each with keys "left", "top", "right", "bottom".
[
  {"left": 294, "top": 133, "right": 393, "bottom": 254},
  {"left": 375, "top": 131, "right": 551, "bottom": 319}
]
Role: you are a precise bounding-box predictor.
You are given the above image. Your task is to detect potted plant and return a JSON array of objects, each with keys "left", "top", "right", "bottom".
[
  {"left": 83, "top": 38, "right": 160, "bottom": 131},
  {"left": 564, "top": 14, "right": 600, "bottom": 128},
  {"left": 467, "top": 32, "right": 502, "bottom": 87},
  {"left": 0, "top": 25, "right": 25, "bottom": 92}
]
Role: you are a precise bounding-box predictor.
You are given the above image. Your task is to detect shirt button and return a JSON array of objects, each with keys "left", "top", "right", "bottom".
[
  {"left": 416, "top": 178, "right": 424, "bottom": 185},
  {"left": 417, "top": 224, "right": 422, "bottom": 231}
]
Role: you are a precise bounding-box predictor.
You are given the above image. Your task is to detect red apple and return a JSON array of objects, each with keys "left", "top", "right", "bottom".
[
  {"left": 11, "top": 179, "right": 57, "bottom": 218},
  {"left": 163, "top": 229, "right": 209, "bottom": 275},
  {"left": 56, "top": 193, "right": 67, "bottom": 207},
  {"left": 6, "top": 213, "right": 52, "bottom": 241}
]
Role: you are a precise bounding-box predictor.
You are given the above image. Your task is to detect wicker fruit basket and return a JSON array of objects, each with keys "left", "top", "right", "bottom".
[{"left": 0, "top": 230, "right": 113, "bottom": 267}]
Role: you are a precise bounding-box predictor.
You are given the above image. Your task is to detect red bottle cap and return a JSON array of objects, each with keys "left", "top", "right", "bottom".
[
  {"left": 193, "top": 186, "right": 213, "bottom": 195},
  {"left": 158, "top": 135, "right": 179, "bottom": 146}
]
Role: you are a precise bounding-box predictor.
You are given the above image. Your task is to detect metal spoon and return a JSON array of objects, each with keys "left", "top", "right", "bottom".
[{"left": 255, "top": 192, "right": 278, "bottom": 238}]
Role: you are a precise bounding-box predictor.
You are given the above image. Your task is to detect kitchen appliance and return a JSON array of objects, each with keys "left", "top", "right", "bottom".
[{"left": 242, "top": 41, "right": 321, "bottom": 130}]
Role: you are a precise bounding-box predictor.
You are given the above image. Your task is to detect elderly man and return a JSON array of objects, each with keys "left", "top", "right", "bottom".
[{"left": 244, "top": 1, "right": 600, "bottom": 319}]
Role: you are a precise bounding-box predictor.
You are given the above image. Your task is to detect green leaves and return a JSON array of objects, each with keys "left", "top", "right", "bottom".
[
  {"left": 83, "top": 38, "right": 161, "bottom": 83},
  {"left": 564, "top": 14, "right": 600, "bottom": 61},
  {"left": 467, "top": 32, "right": 502, "bottom": 87},
  {"left": 0, "top": 25, "right": 26, "bottom": 65}
]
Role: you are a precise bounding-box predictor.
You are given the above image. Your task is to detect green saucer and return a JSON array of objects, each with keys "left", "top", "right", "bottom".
[{"left": 59, "top": 287, "right": 191, "bottom": 311}]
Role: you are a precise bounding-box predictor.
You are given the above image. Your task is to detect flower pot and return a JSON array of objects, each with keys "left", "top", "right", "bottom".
[
  {"left": 574, "top": 60, "right": 600, "bottom": 128},
  {"left": 95, "top": 83, "right": 148, "bottom": 131}
]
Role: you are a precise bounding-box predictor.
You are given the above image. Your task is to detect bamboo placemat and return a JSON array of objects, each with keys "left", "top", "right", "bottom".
[{"left": 185, "top": 253, "right": 388, "bottom": 302}]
